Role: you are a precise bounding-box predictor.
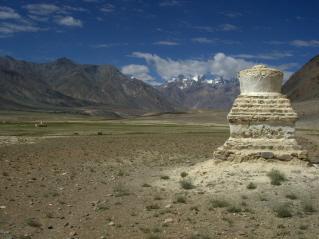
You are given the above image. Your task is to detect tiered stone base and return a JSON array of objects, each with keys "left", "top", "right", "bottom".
[
  {"left": 214, "top": 138, "right": 308, "bottom": 162},
  {"left": 214, "top": 94, "right": 308, "bottom": 162}
]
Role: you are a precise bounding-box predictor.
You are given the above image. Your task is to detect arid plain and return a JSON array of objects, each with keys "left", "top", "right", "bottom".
[{"left": 0, "top": 108, "right": 318, "bottom": 239}]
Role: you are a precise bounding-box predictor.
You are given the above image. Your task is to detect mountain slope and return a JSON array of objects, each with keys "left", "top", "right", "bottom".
[
  {"left": 0, "top": 57, "right": 88, "bottom": 110},
  {"left": 38, "top": 59, "right": 173, "bottom": 111},
  {"left": 0, "top": 56, "right": 174, "bottom": 113},
  {"left": 283, "top": 55, "right": 319, "bottom": 101}
]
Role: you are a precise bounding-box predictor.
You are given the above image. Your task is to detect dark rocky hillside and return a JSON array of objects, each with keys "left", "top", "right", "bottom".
[
  {"left": 283, "top": 55, "right": 319, "bottom": 101},
  {"left": 0, "top": 56, "right": 174, "bottom": 114}
]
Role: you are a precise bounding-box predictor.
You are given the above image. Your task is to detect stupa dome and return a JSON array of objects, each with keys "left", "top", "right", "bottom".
[{"left": 239, "top": 65, "right": 283, "bottom": 95}]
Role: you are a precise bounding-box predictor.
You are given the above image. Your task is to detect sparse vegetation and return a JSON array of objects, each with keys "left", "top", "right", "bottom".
[
  {"left": 95, "top": 202, "right": 109, "bottom": 211},
  {"left": 246, "top": 182, "right": 257, "bottom": 190},
  {"left": 26, "top": 218, "right": 42, "bottom": 228},
  {"left": 190, "top": 232, "right": 211, "bottom": 239},
  {"left": 142, "top": 183, "right": 152, "bottom": 187},
  {"left": 259, "top": 194, "right": 268, "bottom": 201},
  {"left": 160, "top": 175, "right": 170, "bottom": 180},
  {"left": 146, "top": 204, "right": 160, "bottom": 210},
  {"left": 148, "top": 234, "right": 160, "bottom": 239},
  {"left": 267, "top": 169, "right": 286, "bottom": 185},
  {"left": 180, "top": 172, "right": 188, "bottom": 178},
  {"left": 209, "top": 199, "right": 229, "bottom": 209},
  {"left": 153, "top": 195, "right": 162, "bottom": 200},
  {"left": 274, "top": 203, "right": 293, "bottom": 218},
  {"left": 299, "top": 225, "right": 309, "bottom": 230},
  {"left": 241, "top": 201, "right": 247, "bottom": 207},
  {"left": 152, "top": 227, "right": 161, "bottom": 233},
  {"left": 241, "top": 195, "right": 248, "bottom": 200},
  {"left": 303, "top": 201, "right": 316, "bottom": 214},
  {"left": 139, "top": 227, "right": 151, "bottom": 233},
  {"left": 190, "top": 205, "right": 199, "bottom": 212},
  {"left": 175, "top": 194, "right": 187, "bottom": 204},
  {"left": 113, "top": 184, "right": 130, "bottom": 197},
  {"left": 222, "top": 217, "right": 233, "bottom": 226},
  {"left": 180, "top": 179, "right": 195, "bottom": 190},
  {"left": 286, "top": 193, "right": 298, "bottom": 200},
  {"left": 227, "top": 205, "right": 242, "bottom": 213}
]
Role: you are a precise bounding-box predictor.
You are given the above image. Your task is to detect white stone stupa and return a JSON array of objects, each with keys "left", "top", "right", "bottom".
[{"left": 214, "top": 65, "right": 308, "bottom": 161}]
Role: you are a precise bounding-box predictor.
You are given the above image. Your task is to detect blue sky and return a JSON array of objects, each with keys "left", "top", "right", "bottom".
[{"left": 0, "top": 0, "right": 319, "bottom": 84}]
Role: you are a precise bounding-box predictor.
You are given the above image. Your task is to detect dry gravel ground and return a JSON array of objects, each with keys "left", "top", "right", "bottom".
[{"left": 0, "top": 118, "right": 318, "bottom": 238}]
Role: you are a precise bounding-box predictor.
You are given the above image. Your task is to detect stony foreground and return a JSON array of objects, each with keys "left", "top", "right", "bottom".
[{"left": 0, "top": 132, "right": 318, "bottom": 239}]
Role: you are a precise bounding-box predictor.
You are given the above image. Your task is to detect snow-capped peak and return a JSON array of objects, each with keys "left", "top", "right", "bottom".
[
  {"left": 192, "top": 75, "right": 200, "bottom": 82},
  {"left": 161, "top": 74, "right": 235, "bottom": 90}
]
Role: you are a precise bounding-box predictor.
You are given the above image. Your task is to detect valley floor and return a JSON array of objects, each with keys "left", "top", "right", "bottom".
[{"left": 0, "top": 111, "right": 318, "bottom": 239}]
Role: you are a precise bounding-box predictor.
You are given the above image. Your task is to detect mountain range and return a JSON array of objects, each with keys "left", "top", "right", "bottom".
[
  {"left": 157, "top": 75, "right": 239, "bottom": 110},
  {"left": 0, "top": 55, "right": 318, "bottom": 116},
  {"left": 0, "top": 56, "right": 174, "bottom": 115}
]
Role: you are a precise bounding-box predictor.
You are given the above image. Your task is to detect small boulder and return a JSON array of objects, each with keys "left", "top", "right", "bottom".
[{"left": 261, "top": 152, "right": 274, "bottom": 159}]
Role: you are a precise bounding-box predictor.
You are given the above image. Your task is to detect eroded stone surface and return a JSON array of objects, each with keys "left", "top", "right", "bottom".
[{"left": 214, "top": 65, "right": 308, "bottom": 162}]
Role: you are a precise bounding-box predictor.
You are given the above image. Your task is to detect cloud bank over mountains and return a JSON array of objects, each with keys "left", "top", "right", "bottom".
[
  {"left": 123, "top": 52, "right": 254, "bottom": 83},
  {"left": 121, "top": 64, "right": 155, "bottom": 81},
  {"left": 121, "top": 52, "right": 295, "bottom": 84}
]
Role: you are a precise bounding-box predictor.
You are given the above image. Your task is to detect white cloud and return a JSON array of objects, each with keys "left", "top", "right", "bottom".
[
  {"left": 219, "top": 23, "right": 239, "bottom": 31},
  {"left": 232, "top": 52, "right": 293, "bottom": 60},
  {"left": 159, "top": 0, "right": 182, "bottom": 7},
  {"left": 121, "top": 64, "right": 154, "bottom": 81},
  {"left": 56, "top": 16, "right": 83, "bottom": 27},
  {"left": 192, "top": 24, "right": 239, "bottom": 32},
  {"left": 192, "top": 37, "right": 240, "bottom": 45},
  {"left": 192, "top": 37, "right": 214, "bottom": 44},
  {"left": 193, "top": 25, "right": 214, "bottom": 32},
  {"left": 25, "top": 4, "right": 87, "bottom": 16},
  {"left": 28, "top": 15, "right": 49, "bottom": 22},
  {"left": 264, "top": 40, "right": 285, "bottom": 45},
  {"left": 290, "top": 40, "right": 319, "bottom": 47},
  {"left": 131, "top": 52, "right": 293, "bottom": 83},
  {"left": 0, "top": 22, "right": 41, "bottom": 34},
  {"left": 220, "top": 11, "right": 242, "bottom": 18},
  {"left": 91, "top": 43, "right": 128, "bottom": 48},
  {"left": 25, "top": 4, "right": 60, "bottom": 15},
  {"left": 101, "top": 4, "right": 115, "bottom": 13},
  {"left": 276, "top": 62, "right": 299, "bottom": 82},
  {"left": 132, "top": 52, "right": 254, "bottom": 81},
  {"left": 153, "top": 41, "right": 179, "bottom": 46},
  {"left": 63, "top": 6, "right": 88, "bottom": 12},
  {"left": 277, "top": 63, "right": 299, "bottom": 71},
  {"left": 0, "top": 6, "right": 21, "bottom": 19},
  {"left": 0, "top": 6, "right": 43, "bottom": 37}
]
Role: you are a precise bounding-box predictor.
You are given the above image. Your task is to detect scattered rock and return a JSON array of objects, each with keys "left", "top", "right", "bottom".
[
  {"left": 277, "top": 154, "right": 292, "bottom": 161},
  {"left": 163, "top": 218, "right": 173, "bottom": 224},
  {"left": 69, "top": 231, "right": 77, "bottom": 237},
  {"left": 261, "top": 152, "right": 274, "bottom": 159},
  {"left": 108, "top": 221, "right": 115, "bottom": 226}
]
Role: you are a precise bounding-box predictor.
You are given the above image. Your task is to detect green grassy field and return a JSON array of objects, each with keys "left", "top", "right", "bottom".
[
  {"left": 0, "top": 121, "right": 229, "bottom": 136},
  {"left": 1, "top": 109, "right": 318, "bottom": 137},
  {"left": 0, "top": 110, "right": 230, "bottom": 136}
]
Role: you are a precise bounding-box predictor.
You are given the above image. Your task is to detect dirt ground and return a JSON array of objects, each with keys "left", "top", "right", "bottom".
[{"left": 0, "top": 113, "right": 319, "bottom": 239}]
